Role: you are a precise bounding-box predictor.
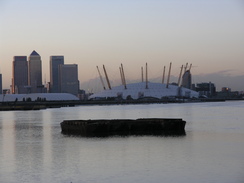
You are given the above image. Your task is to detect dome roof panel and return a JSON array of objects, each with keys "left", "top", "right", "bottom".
[{"left": 89, "top": 82, "right": 199, "bottom": 100}]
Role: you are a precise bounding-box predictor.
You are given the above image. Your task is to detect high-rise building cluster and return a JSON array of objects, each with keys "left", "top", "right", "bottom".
[{"left": 11, "top": 51, "right": 79, "bottom": 96}]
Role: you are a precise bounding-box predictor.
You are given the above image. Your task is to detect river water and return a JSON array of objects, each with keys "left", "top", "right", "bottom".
[{"left": 0, "top": 101, "right": 244, "bottom": 183}]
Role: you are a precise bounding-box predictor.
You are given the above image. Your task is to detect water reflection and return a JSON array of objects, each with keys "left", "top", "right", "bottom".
[
  {"left": 0, "top": 102, "right": 244, "bottom": 183},
  {"left": 12, "top": 111, "right": 43, "bottom": 182},
  {"left": 61, "top": 131, "right": 186, "bottom": 138},
  {"left": 42, "top": 111, "right": 53, "bottom": 181},
  {"left": 0, "top": 112, "right": 16, "bottom": 182}
]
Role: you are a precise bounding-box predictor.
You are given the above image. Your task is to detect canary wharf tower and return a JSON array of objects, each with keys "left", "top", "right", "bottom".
[
  {"left": 12, "top": 56, "right": 28, "bottom": 94},
  {"left": 28, "top": 50, "right": 42, "bottom": 93},
  {"left": 50, "top": 56, "right": 64, "bottom": 93}
]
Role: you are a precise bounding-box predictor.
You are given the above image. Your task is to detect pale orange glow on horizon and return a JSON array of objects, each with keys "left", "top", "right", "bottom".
[{"left": 0, "top": 0, "right": 244, "bottom": 91}]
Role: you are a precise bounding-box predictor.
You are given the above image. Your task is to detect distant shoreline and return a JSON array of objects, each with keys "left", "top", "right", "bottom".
[{"left": 0, "top": 98, "right": 243, "bottom": 111}]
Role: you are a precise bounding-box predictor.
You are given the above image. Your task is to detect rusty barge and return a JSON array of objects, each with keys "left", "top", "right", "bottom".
[{"left": 60, "top": 118, "right": 186, "bottom": 137}]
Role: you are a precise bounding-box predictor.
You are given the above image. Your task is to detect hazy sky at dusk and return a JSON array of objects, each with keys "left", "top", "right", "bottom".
[{"left": 0, "top": 0, "right": 244, "bottom": 91}]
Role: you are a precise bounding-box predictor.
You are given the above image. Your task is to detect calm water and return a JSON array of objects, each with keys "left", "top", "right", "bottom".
[{"left": 0, "top": 101, "right": 244, "bottom": 183}]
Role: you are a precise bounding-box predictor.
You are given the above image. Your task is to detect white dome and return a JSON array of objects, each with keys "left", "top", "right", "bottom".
[{"left": 89, "top": 82, "right": 199, "bottom": 100}]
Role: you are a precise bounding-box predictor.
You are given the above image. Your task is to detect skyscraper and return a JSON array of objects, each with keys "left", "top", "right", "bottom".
[
  {"left": 28, "top": 50, "right": 43, "bottom": 93},
  {"left": 50, "top": 56, "right": 64, "bottom": 93},
  {"left": 12, "top": 56, "right": 28, "bottom": 94},
  {"left": 59, "top": 64, "right": 79, "bottom": 96},
  {"left": 181, "top": 70, "right": 192, "bottom": 89}
]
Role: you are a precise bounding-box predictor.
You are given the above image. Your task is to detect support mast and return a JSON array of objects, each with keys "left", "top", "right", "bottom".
[
  {"left": 97, "top": 66, "right": 106, "bottom": 90},
  {"left": 121, "top": 63, "right": 127, "bottom": 89},
  {"left": 166, "top": 62, "right": 172, "bottom": 88},
  {"left": 178, "top": 65, "right": 183, "bottom": 86},
  {"left": 189, "top": 63, "right": 192, "bottom": 71},
  {"left": 141, "top": 67, "right": 144, "bottom": 82},
  {"left": 103, "top": 65, "right": 111, "bottom": 90},
  {"left": 119, "top": 67, "right": 124, "bottom": 86},
  {"left": 145, "top": 63, "right": 148, "bottom": 89},
  {"left": 162, "top": 66, "right": 166, "bottom": 84},
  {"left": 184, "top": 63, "right": 188, "bottom": 73}
]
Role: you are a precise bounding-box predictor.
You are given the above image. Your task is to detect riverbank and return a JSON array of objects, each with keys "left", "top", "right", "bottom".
[{"left": 0, "top": 98, "right": 242, "bottom": 111}]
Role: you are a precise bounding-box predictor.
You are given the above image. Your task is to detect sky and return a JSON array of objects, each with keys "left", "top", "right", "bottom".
[{"left": 0, "top": 0, "right": 244, "bottom": 91}]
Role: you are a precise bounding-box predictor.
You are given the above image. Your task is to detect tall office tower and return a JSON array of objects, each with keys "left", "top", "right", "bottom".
[
  {"left": 12, "top": 56, "right": 28, "bottom": 94},
  {"left": 0, "top": 74, "right": 2, "bottom": 94},
  {"left": 50, "top": 56, "right": 64, "bottom": 93},
  {"left": 28, "top": 50, "right": 43, "bottom": 93},
  {"left": 59, "top": 64, "right": 79, "bottom": 96},
  {"left": 181, "top": 70, "right": 192, "bottom": 89}
]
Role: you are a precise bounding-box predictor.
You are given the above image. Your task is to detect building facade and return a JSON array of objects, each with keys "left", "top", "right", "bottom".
[
  {"left": 59, "top": 64, "right": 79, "bottom": 96},
  {"left": 28, "top": 50, "right": 43, "bottom": 93},
  {"left": 195, "top": 82, "right": 216, "bottom": 97},
  {"left": 12, "top": 56, "right": 28, "bottom": 94},
  {"left": 0, "top": 74, "right": 2, "bottom": 94},
  {"left": 50, "top": 56, "right": 64, "bottom": 93},
  {"left": 181, "top": 70, "right": 192, "bottom": 89}
]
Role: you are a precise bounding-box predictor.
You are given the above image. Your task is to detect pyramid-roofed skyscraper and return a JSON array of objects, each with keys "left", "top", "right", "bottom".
[
  {"left": 30, "top": 50, "right": 39, "bottom": 56},
  {"left": 28, "top": 50, "right": 43, "bottom": 93}
]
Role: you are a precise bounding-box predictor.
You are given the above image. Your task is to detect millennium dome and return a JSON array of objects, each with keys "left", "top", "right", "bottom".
[
  {"left": 90, "top": 62, "right": 199, "bottom": 100},
  {"left": 89, "top": 82, "right": 199, "bottom": 100}
]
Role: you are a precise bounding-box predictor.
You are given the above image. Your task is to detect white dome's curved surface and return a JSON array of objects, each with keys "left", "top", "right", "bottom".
[
  {"left": 89, "top": 82, "right": 199, "bottom": 100},
  {"left": 0, "top": 93, "right": 79, "bottom": 102}
]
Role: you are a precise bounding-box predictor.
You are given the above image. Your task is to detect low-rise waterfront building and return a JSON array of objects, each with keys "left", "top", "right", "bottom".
[{"left": 194, "top": 82, "right": 216, "bottom": 97}]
